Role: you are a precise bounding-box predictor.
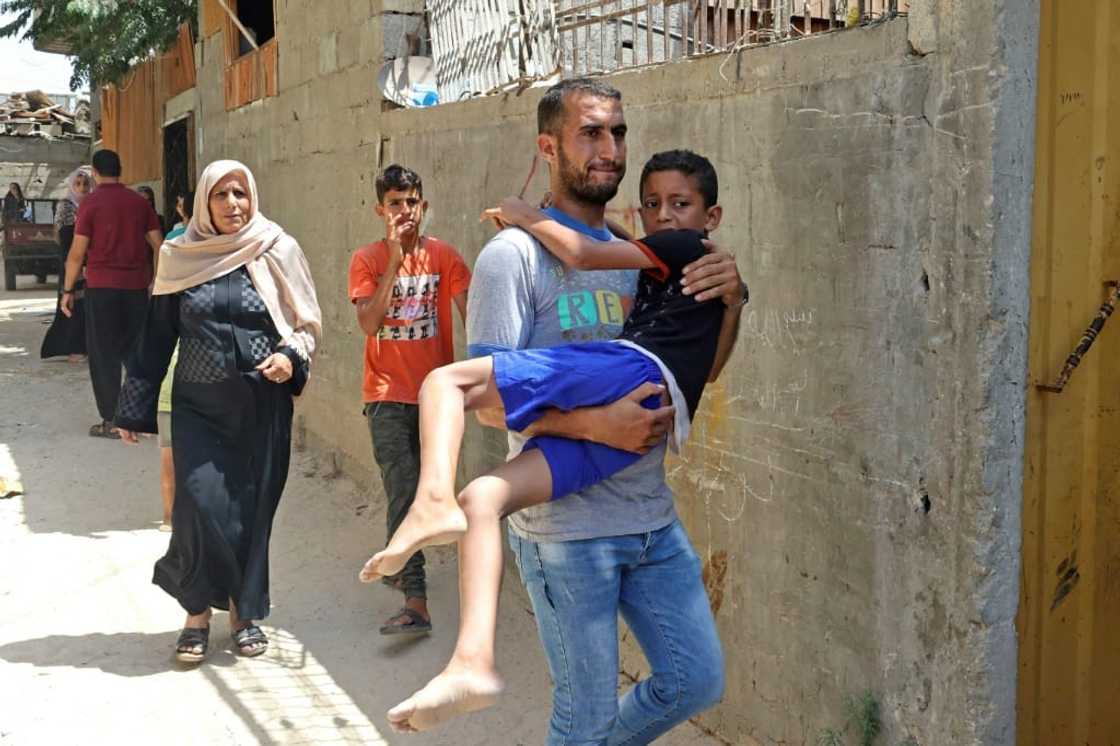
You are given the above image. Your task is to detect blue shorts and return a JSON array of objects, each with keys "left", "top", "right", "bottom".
[{"left": 492, "top": 342, "right": 663, "bottom": 500}]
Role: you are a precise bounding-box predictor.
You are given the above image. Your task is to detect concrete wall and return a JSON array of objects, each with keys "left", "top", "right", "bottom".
[
  {"left": 193, "top": 1, "right": 1037, "bottom": 743},
  {"left": 0, "top": 136, "right": 91, "bottom": 200}
]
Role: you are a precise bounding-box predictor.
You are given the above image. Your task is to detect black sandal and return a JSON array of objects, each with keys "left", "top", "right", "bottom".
[
  {"left": 89, "top": 421, "right": 120, "bottom": 439},
  {"left": 175, "top": 626, "right": 209, "bottom": 663},
  {"left": 232, "top": 624, "right": 268, "bottom": 657}
]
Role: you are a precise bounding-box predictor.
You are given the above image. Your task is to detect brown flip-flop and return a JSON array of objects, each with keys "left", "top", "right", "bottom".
[{"left": 380, "top": 607, "right": 431, "bottom": 636}]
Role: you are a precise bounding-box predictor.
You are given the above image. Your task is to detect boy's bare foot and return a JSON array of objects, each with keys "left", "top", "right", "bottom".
[
  {"left": 387, "top": 666, "right": 504, "bottom": 733},
  {"left": 359, "top": 495, "right": 467, "bottom": 582}
]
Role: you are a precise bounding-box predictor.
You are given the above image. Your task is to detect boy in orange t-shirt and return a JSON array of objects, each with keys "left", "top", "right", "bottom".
[{"left": 348, "top": 164, "right": 470, "bottom": 635}]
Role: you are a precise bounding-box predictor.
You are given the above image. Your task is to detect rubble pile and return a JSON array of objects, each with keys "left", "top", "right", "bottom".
[{"left": 0, "top": 91, "right": 91, "bottom": 139}]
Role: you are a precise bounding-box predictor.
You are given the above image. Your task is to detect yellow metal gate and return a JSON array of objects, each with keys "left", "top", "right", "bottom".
[{"left": 1019, "top": 1, "right": 1120, "bottom": 744}]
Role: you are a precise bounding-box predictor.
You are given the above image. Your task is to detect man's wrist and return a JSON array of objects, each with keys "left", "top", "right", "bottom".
[{"left": 566, "top": 407, "right": 599, "bottom": 442}]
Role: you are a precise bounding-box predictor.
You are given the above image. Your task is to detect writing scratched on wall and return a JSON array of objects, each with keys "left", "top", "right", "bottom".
[
  {"left": 747, "top": 369, "right": 810, "bottom": 416},
  {"left": 742, "top": 306, "right": 816, "bottom": 352}
]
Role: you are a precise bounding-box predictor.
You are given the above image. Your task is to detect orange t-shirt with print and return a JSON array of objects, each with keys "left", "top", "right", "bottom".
[{"left": 348, "top": 236, "right": 471, "bottom": 404}]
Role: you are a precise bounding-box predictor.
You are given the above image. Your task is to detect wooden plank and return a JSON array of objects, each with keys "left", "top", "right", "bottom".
[
  {"left": 262, "top": 40, "right": 279, "bottom": 98},
  {"left": 159, "top": 24, "right": 196, "bottom": 99},
  {"left": 201, "top": 0, "right": 224, "bottom": 37}
]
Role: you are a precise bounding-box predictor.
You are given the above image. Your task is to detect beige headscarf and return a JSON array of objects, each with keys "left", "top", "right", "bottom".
[{"left": 153, "top": 160, "right": 322, "bottom": 363}]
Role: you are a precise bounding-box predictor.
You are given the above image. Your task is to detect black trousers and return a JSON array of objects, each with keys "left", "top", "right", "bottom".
[
  {"left": 364, "top": 401, "right": 426, "bottom": 600},
  {"left": 85, "top": 287, "right": 148, "bottom": 421}
]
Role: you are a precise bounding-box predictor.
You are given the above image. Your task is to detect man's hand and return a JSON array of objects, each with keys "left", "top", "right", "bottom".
[
  {"left": 523, "top": 382, "right": 675, "bottom": 452},
  {"left": 682, "top": 241, "right": 745, "bottom": 306},
  {"left": 59, "top": 292, "right": 74, "bottom": 318},
  {"left": 582, "top": 382, "right": 675, "bottom": 454}
]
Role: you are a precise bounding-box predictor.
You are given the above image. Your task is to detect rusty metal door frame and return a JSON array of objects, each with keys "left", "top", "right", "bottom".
[{"left": 1018, "top": 1, "right": 1120, "bottom": 743}]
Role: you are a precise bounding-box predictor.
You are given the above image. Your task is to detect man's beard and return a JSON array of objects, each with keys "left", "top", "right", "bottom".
[{"left": 557, "top": 145, "right": 625, "bottom": 206}]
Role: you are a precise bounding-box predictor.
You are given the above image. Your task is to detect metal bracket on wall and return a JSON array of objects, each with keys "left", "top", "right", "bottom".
[{"left": 1037, "top": 280, "right": 1120, "bottom": 393}]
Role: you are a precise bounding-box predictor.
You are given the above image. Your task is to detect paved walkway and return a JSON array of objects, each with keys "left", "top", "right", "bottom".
[{"left": 0, "top": 283, "right": 716, "bottom": 745}]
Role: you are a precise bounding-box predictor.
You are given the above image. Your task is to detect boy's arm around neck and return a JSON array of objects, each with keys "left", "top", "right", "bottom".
[{"left": 495, "top": 197, "right": 654, "bottom": 271}]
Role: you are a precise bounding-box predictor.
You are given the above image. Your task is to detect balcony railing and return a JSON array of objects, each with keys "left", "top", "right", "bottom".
[
  {"left": 556, "top": 0, "right": 908, "bottom": 76},
  {"left": 423, "top": 0, "right": 908, "bottom": 103}
]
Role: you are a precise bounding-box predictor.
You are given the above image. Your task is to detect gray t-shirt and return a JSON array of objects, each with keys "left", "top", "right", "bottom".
[{"left": 467, "top": 224, "right": 676, "bottom": 543}]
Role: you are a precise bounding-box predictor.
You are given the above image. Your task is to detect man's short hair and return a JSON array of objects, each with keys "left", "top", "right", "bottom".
[
  {"left": 375, "top": 164, "right": 423, "bottom": 202},
  {"left": 537, "top": 78, "right": 622, "bottom": 135},
  {"left": 639, "top": 149, "right": 719, "bottom": 208},
  {"left": 91, "top": 149, "right": 122, "bottom": 178}
]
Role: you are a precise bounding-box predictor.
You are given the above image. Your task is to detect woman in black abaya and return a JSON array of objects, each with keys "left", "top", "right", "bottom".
[{"left": 114, "top": 160, "right": 321, "bottom": 664}]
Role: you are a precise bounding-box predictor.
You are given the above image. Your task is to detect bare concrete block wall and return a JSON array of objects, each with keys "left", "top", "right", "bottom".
[
  {"left": 0, "top": 136, "right": 91, "bottom": 200},
  {"left": 195, "top": 1, "right": 1036, "bottom": 743}
]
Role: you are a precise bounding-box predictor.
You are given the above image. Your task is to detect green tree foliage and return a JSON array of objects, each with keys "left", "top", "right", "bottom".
[{"left": 0, "top": 0, "right": 197, "bottom": 90}]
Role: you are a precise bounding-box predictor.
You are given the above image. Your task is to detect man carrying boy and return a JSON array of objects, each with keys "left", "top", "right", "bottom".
[
  {"left": 349, "top": 165, "right": 471, "bottom": 634},
  {"left": 467, "top": 79, "right": 747, "bottom": 742}
]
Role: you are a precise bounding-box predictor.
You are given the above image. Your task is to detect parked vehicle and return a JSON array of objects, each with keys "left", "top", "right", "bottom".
[{"left": 2, "top": 199, "right": 59, "bottom": 290}]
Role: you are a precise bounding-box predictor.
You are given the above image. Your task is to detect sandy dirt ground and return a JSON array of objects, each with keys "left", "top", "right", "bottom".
[{"left": 0, "top": 282, "right": 717, "bottom": 745}]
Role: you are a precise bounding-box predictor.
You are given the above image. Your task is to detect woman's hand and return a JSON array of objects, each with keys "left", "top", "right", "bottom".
[
  {"left": 256, "top": 352, "right": 293, "bottom": 384},
  {"left": 118, "top": 428, "right": 140, "bottom": 444}
]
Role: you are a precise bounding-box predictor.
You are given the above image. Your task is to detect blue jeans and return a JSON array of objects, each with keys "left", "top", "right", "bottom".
[{"left": 510, "top": 520, "right": 725, "bottom": 745}]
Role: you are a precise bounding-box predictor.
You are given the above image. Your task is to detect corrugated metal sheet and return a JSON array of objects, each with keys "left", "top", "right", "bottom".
[{"left": 1019, "top": 0, "right": 1120, "bottom": 743}]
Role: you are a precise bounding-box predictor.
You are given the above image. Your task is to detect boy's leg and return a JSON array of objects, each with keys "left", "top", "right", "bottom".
[
  {"left": 387, "top": 450, "right": 553, "bottom": 732},
  {"left": 608, "top": 520, "right": 725, "bottom": 745},
  {"left": 364, "top": 402, "right": 429, "bottom": 613},
  {"left": 361, "top": 358, "right": 503, "bottom": 581}
]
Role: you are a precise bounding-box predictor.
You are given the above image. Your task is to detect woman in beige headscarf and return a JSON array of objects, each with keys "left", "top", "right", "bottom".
[{"left": 114, "top": 160, "right": 322, "bottom": 664}]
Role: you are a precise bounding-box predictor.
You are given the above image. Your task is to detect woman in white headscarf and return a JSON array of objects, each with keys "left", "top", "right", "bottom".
[
  {"left": 41, "top": 166, "right": 93, "bottom": 361},
  {"left": 114, "top": 160, "right": 322, "bottom": 664}
]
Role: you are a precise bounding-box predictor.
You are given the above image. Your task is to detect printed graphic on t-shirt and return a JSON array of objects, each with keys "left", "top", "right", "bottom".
[
  {"left": 557, "top": 290, "right": 631, "bottom": 331},
  {"left": 378, "top": 273, "right": 441, "bottom": 341}
]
